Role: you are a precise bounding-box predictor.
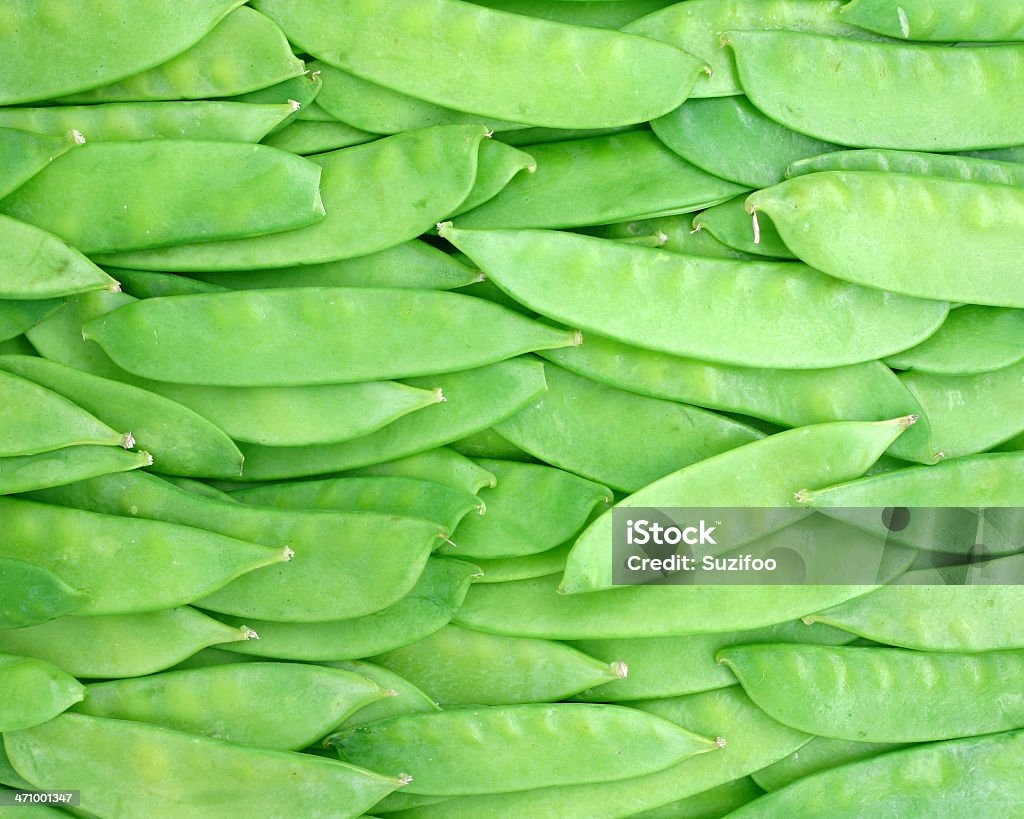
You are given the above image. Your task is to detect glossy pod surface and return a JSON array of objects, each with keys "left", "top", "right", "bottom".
[
  {"left": 0, "top": 653, "right": 84, "bottom": 732},
  {"left": 0, "top": 446, "right": 152, "bottom": 495},
  {"left": 840, "top": 0, "right": 1024, "bottom": 41},
  {"left": 0, "top": 128, "right": 78, "bottom": 201},
  {"left": 0, "top": 557, "right": 89, "bottom": 629}
]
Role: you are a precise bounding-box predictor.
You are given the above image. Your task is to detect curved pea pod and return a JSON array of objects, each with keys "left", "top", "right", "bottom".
[
  {"left": 6, "top": 713, "right": 405, "bottom": 819},
  {"left": 84, "top": 288, "right": 575, "bottom": 386},
  {"left": 0, "top": 654, "right": 83, "bottom": 732},
  {"left": 73, "top": 663, "right": 390, "bottom": 751},
  {"left": 0, "top": 128, "right": 80, "bottom": 201},
  {"left": 441, "top": 226, "right": 949, "bottom": 368},
  {"left": 231, "top": 477, "right": 481, "bottom": 534},
  {"left": 342, "top": 447, "right": 496, "bottom": 495},
  {"left": 469, "top": 542, "right": 572, "bottom": 584},
  {"left": 570, "top": 620, "right": 855, "bottom": 702},
  {"left": 0, "top": 216, "right": 118, "bottom": 299},
  {"left": 456, "top": 132, "right": 747, "bottom": 229},
  {"left": 884, "top": 306, "right": 1024, "bottom": 374},
  {"left": 630, "top": 778, "right": 765, "bottom": 819},
  {"left": 0, "top": 299, "right": 62, "bottom": 343},
  {"left": 56, "top": 7, "right": 305, "bottom": 103},
  {"left": 211, "top": 557, "right": 479, "bottom": 661},
  {"left": 0, "top": 446, "right": 152, "bottom": 495},
  {"left": 97, "top": 125, "right": 489, "bottom": 271},
  {"left": 787, "top": 148, "right": 1024, "bottom": 187},
  {"left": 652, "top": 96, "right": 841, "bottom": 189},
  {"left": 236, "top": 359, "right": 548, "bottom": 480},
  {"left": 728, "top": 31, "right": 1024, "bottom": 150},
  {"left": 580, "top": 214, "right": 763, "bottom": 260},
  {"left": 749, "top": 171, "right": 1024, "bottom": 306},
  {"left": 25, "top": 291, "right": 136, "bottom": 378},
  {"left": 841, "top": 0, "right": 1024, "bottom": 41},
  {"left": 693, "top": 197, "right": 794, "bottom": 259},
  {"left": 0, "top": 355, "right": 244, "bottom": 478},
  {"left": 254, "top": 0, "right": 705, "bottom": 128},
  {"left": 0, "top": 0, "right": 244, "bottom": 104},
  {"left": 0, "top": 608, "right": 255, "bottom": 678},
  {"left": 540, "top": 333, "right": 934, "bottom": 463},
  {"left": 372, "top": 624, "right": 624, "bottom": 706},
  {"left": 752, "top": 736, "right": 907, "bottom": 792},
  {"left": 471, "top": 0, "right": 679, "bottom": 28},
  {"left": 441, "top": 458, "right": 609, "bottom": 559},
  {"left": 448, "top": 140, "right": 536, "bottom": 218},
  {"left": 0, "top": 744, "right": 34, "bottom": 792},
  {"left": 111, "top": 269, "right": 228, "bottom": 299},
  {"left": 330, "top": 703, "right": 717, "bottom": 795},
  {"left": 262, "top": 120, "right": 377, "bottom": 154},
  {"left": 564, "top": 417, "right": 918, "bottom": 593},
  {"left": 0, "top": 558, "right": 88, "bottom": 630},
  {"left": 727, "top": 730, "right": 1024, "bottom": 817},
  {"left": 330, "top": 661, "right": 441, "bottom": 730},
  {"left": 448, "top": 427, "right": 534, "bottom": 462},
  {"left": 1, "top": 141, "right": 325, "bottom": 255},
  {"left": 495, "top": 363, "right": 762, "bottom": 493}
]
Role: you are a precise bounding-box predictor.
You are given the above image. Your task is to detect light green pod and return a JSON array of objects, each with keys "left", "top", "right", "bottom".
[
  {"left": 495, "top": 362, "right": 763, "bottom": 492},
  {"left": 225, "top": 72, "right": 322, "bottom": 136},
  {"left": 73, "top": 663, "right": 390, "bottom": 751},
  {"left": 330, "top": 661, "right": 441, "bottom": 730},
  {"left": 236, "top": 359, "right": 547, "bottom": 481},
  {"left": 0, "top": 299, "right": 62, "bottom": 343},
  {"left": 96, "top": 125, "right": 489, "bottom": 270},
  {"left": 295, "top": 101, "right": 338, "bottom": 122},
  {"left": 471, "top": 0, "right": 676, "bottom": 28},
  {"left": 0, "top": 446, "right": 151, "bottom": 495},
  {"left": 341, "top": 447, "right": 497, "bottom": 495},
  {"left": 448, "top": 427, "right": 535, "bottom": 462},
  {"left": 0, "top": 654, "right": 83, "bottom": 732},
  {"left": 0, "top": 128, "right": 80, "bottom": 201},
  {"left": 372, "top": 624, "right": 624, "bottom": 705},
  {"left": 56, "top": 7, "right": 305, "bottom": 102},
  {"left": 441, "top": 458, "right": 609, "bottom": 559},
  {"left": 693, "top": 197, "right": 794, "bottom": 259},
  {"left": 0, "top": 558, "right": 88, "bottom": 630},
  {"left": 469, "top": 542, "right": 573, "bottom": 584},
  {"left": 787, "top": 148, "right": 1024, "bottom": 186},
  {"left": 212, "top": 557, "right": 480, "bottom": 661},
  {"left": 0, "top": 355, "right": 244, "bottom": 478},
  {"left": 448, "top": 140, "right": 537, "bottom": 217},
  {"left": 6, "top": 713, "right": 405, "bottom": 819},
  {"left": 885, "top": 306, "right": 1024, "bottom": 374},
  {"left": 262, "top": 119, "right": 377, "bottom": 154},
  {"left": 752, "top": 736, "right": 906, "bottom": 792},
  {"left": 631, "top": 778, "right": 765, "bottom": 819},
  {"left": 0, "top": 742, "right": 35, "bottom": 791},
  {"left": 841, "top": 0, "right": 1024, "bottom": 41},
  {"left": 441, "top": 226, "right": 949, "bottom": 369},
  {"left": 254, "top": 0, "right": 706, "bottom": 128},
  {"left": 329, "top": 703, "right": 718, "bottom": 795},
  {"left": 455, "top": 132, "right": 747, "bottom": 229},
  {"left": 109, "top": 269, "right": 227, "bottom": 299},
  {"left": 579, "top": 215, "right": 762, "bottom": 260},
  {"left": 162, "top": 477, "right": 238, "bottom": 503},
  {"left": 0, "top": 608, "right": 255, "bottom": 678}
]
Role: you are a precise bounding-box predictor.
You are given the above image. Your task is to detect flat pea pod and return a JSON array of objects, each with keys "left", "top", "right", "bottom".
[
  {"left": 840, "top": 0, "right": 1024, "bottom": 41},
  {"left": 225, "top": 73, "right": 321, "bottom": 136},
  {"left": 652, "top": 96, "right": 841, "bottom": 189},
  {"left": 254, "top": 0, "right": 705, "bottom": 128},
  {"left": 262, "top": 119, "right": 377, "bottom": 154},
  {"left": 448, "top": 140, "right": 537, "bottom": 218},
  {"left": 448, "top": 427, "right": 535, "bottom": 462},
  {"left": 0, "top": 608, "right": 254, "bottom": 679},
  {"left": 1, "top": 140, "right": 325, "bottom": 255},
  {"left": 372, "top": 623, "right": 624, "bottom": 706},
  {"left": 212, "top": 557, "right": 480, "bottom": 661},
  {"left": 0, "top": 446, "right": 152, "bottom": 495},
  {"left": 885, "top": 306, "right": 1024, "bottom": 375},
  {"left": 0, "top": 128, "right": 79, "bottom": 201},
  {"left": 787, "top": 148, "right": 1024, "bottom": 186},
  {"left": 111, "top": 269, "right": 227, "bottom": 299},
  {"left": 455, "top": 132, "right": 747, "bottom": 229},
  {"left": 235, "top": 359, "right": 547, "bottom": 480},
  {"left": 467, "top": 542, "right": 573, "bottom": 584},
  {"left": 748, "top": 171, "right": 1024, "bottom": 307},
  {"left": 73, "top": 663, "right": 390, "bottom": 751},
  {"left": 727, "top": 31, "right": 1024, "bottom": 150},
  {"left": 725, "top": 730, "right": 1024, "bottom": 817},
  {"left": 55, "top": 7, "right": 305, "bottom": 103},
  {"left": 0, "top": 744, "right": 35, "bottom": 791},
  {"left": 6, "top": 713, "right": 405, "bottom": 819},
  {"left": 330, "top": 661, "right": 441, "bottom": 730},
  {"left": 295, "top": 101, "right": 339, "bottom": 122},
  {"left": 441, "top": 458, "right": 610, "bottom": 559},
  {"left": 0, "top": 355, "right": 244, "bottom": 478},
  {"left": 470, "top": 0, "right": 677, "bottom": 29},
  {"left": 441, "top": 226, "right": 948, "bottom": 368},
  {"left": 540, "top": 333, "right": 934, "bottom": 463},
  {"left": 0, "top": 654, "right": 83, "bottom": 732},
  {"left": 0, "top": 0, "right": 244, "bottom": 104},
  {"left": 96, "top": 125, "right": 489, "bottom": 270},
  {"left": 630, "top": 777, "right": 765, "bottom": 819},
  {"left": 329, "top": 703, "right": 718, "bottom": 795},
  {"left": 570, "top": 619, "right": 855, "bottom": 702},
  {"left": 341, "top": 447, "right": 497, "bottom": 495},
  {"left": 0, "top": 215, "right": 118, "bottom": 299},
  {"left": 0, "top": 558, "right": 88, "bottom": 630},
  {"left": 162, "top": 477, "right": 238, "bottom": 504},
  {"left": 33, "top": 471, "right": 444, "bottom": 622},
  {"left": 692, "top": 197, "right": 794, "bottom": 258},
  {"left": 495, "top": 363, "right": 763, "bottom": 493},
  {"left": 83, "top": 288, "right": 576, "bottom": 386},
  {"left": 0, "top": 496, "right": 287, "bottom": 616},
  {"left": 0, "top": 299, "right": 62, "bottom": 343},
  {"left": 752, "top": 736, "right": 907, "bottom": 792},
  {"left": 579, "top": 215, "right": 762, "bottom": 260},
  {"left": 564, "top": 417, "right": 918, "bottom": 593},
  {"left": 961, "top": 145, "right": 1024, "bottom": 163}
]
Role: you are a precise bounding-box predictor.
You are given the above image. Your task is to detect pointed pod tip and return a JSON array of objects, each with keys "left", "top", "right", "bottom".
[
  {"left": 715, "top": 736, "right": 727, "bottom": 749},
  {"left": 109, "top": 279, "right": 122, "bottom": 293},
  {"left": 572, "top": 329, "right": 584, "bottom": 346},
  {"left": 612, "top": 661, "right": 628, "bottom": 679},
  {"left": 398, "top": 773, "right": 414, "bottom": 787},
  {"left": 282, "top": 546, "right": 296, "bottom": 562},
  {"left": 123, "top": 432, "right": 136, "bottom": 450},
  {"left": 70, "top": 129, "right": 86, "bottom": 145},
  {"left": 436, "top": 221, "right": 454, "bottom": 238},
  {"left": 241, "top": 626, "right": 259, "bottom": 640},
  {"left": 793, "top": 488, "right": 811, "bottom": 504}
]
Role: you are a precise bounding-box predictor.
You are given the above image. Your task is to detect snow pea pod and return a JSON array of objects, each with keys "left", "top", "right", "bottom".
[
  {"left": 448, "top": 140, "right": 537, "bottom": 217},
  {"left": 752, "top": 736, "right": 906, "bottom": 792},
  {"left": 330, "top": 660, "right": 441, "bottom": 730},
  {"left": 885, "top": 306, "right": 1024, "bottom": 374},
  {"left": 262, "top": 120, "right": 377, "bottom": 154},
  {"left": 0, "top": 0, "right": 244, "bottom": 104},
  {"left": 295, "top": 101, "right": 339, "bottom": 122},
  {"left": 727, "top": 31, "right": 1024, "bottom": 150},
  {"left": 0, "top": 446, "right": 151, "bottom": 495},
  {"left": 6, "top": 713, "right": 404, "bottom": 819},
  {"left": 471, "top": 0, "right": 676, "bottom": 28},
  {"left": 442, "top": 227, "right": 948, "bottom": 368},
  {"left": 456, "top": 132, "right": 747, "bottom": 229},
  {"left": 83, "top": 288, "right": 576, "bottom": 386},
  {"left": 0, "top": 654, "right": 82, "bottom": 732},
  {"left": 788, "top": 148, "right": 1024, "bottom": 186},
  {"left": 342, "top": 448, "right": 496, "bottom": 495},
  {"left": 631, "top": 778, "right": 764, "bottom": 819},
  {"left": 111, "top": 269, "right": 227, "bottom": 299},
  {"left": 0, "top": 128, "right": 79, "bottom": 201},
  {"left": 580, "top": 215, "right": 762, "bottom": 260},
  {"left": 0, "top": 558, "right": 88, "bottom": 630},
  {"left": 748, "top": 171, "right": 1024, "bottom": 306},
  {"left": 692, "top": 197, "right": 794, "bottom": 258},
  {"left": 841, "top": 0, "right": 1024, "bottom": 41},
  {"left": 467, "top": 543, "right": 572, "bottom": 584},
  {"left": 254, "top": 0, "right": 705, "bottom": 128},
  {"left": 96, "top": 125, "right": 488, "bottom": 270},
  {"left": 448, "top": 428, "right": 534, "bottom": 463},
  {"left": 0, "top": 299, "right": 61, "bottom": 343}
]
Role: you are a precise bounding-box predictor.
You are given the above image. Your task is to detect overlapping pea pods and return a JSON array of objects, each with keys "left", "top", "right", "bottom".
[{"left": 2, "top": 0, "right": 1023, "bottom": 816}]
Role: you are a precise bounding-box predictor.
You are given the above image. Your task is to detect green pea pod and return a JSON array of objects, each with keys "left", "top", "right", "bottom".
[
  {"left": 581, "top": 215, "right": 762, "bottom": 260},
  {"left": 73, "top": 663, "right": 390, "bottom": 751},
  {"left": 0, "top": 299, "right": 62, "bottom": 343},
  {"left": 0, "top": 141, "right": 325, "bottom": 255},
  {"left": 262, "top": 120, "right": 377, "bottom": 154},
  {"left": 341, "top": 447, "right": 496, "bottom": 495},
  {"left": 212, "top": 557, "right": 480, "bottom": 661},
  {"left": 471, "top": 0, "right": 677, "bottom": 28},
  {"left": 456, "top": 132, "right": 747, "bottom": 229},
  {"left": 884, "top": 306, "right": 1024, "bottom": 375},
  {"left": 693, "top": 197, "right": 794, "bottom": 259},
  {"left": 787, "top": 148, "right": 1024, "bottom": 186},
  {"left": 330, "top": 661, "right": 441, "bottom": 730},
  {"left": 0, "top": 0, "right": 244, "bottom": 104},
  {"left": 752, "top": 736, "right": 906, "bottom": 792},
  {"left": 372, "top": 624, "right": 624, "bottom": 706},
  {"left": 841, "top": 0, "right": 1024, "bottom": 41},
  {"left": 0, "top": 355, "right": 244, "bottom": 478},
  {"left": 448, "top": 427, "right": 534, "bottom": 462},
  {"left": 56, "top": 7, "right": 305, "bottom": 102},
  {"left": 236, "top": 359, "right": 548, "bottom": 480},
  {"left": 0, "top": 744, "right": 34, "bottom": 791},
  {"left": 161, "top": 477, "right": 238, "bottom": 504},
  {"left": 25, "top": 291, "right": 136, "bottom": 378},
  {"left": 0, "top": 128, "right": 80, "bottom": 201},
  {"left": 448, "top": 140, "right": 537, "bottom": 218},
  {"left": 254, "top": 0, "right": 705, "bottom": 128},
  {"left": 225, "top": 72, "right": 322, "bottom": 136},
  {"left": 0, "top": 446, "right": 152, "bottom": 495},
  {"left": 0, "top": 558, "right": 88, "bottom": 630},
  {"left": 111, "top": 269, "right": 228, "bottom": 299},
  {"left": 96, "top": 125, "right": 489, "bottom": 270},
  {"left": 6, "top": 713, "right": 405, "bottom": 819},
  {"left": 0, "top": 654, "right": 83, "bottom": 732},
  {"left": 0, "top": 608, "right": 255, "bottom": 678},
  {"left": 469, "top": 543, "right": 573, "bottom": 584},
  {"left": 630, "top": 778, "right": 765, "bottom": 819},
  {"left": 441, "top": 226, "right": 949, "bottom": 369},
  {"left": 295, "top": 102, "right": 338, "bottom": 122}
]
